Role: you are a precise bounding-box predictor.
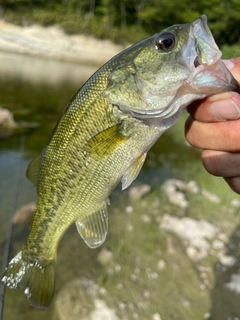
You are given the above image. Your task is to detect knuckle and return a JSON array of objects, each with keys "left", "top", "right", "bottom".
[{"left": 201, "top": 151, "right": 222, "bottom": 176}]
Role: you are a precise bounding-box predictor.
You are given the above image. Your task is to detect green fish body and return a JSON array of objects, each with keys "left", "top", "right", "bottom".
[{"left": 2, "top": 15, "right": 238, "bottom": 309}]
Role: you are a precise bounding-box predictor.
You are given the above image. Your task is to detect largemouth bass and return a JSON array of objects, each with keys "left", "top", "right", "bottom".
[{"left": 2, "top": 15, "right": 238, "bottom": 309}]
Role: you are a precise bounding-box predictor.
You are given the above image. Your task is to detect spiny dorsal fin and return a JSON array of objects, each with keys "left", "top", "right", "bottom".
[
  {"left": 121, "top": 152, "right": 147, "bottom": 190},
  {"left": 75, "top": 201, "right": 109, "bottom": 248},
  {"left": 26, "top": 147, "right": 47, "bottom": 186}
]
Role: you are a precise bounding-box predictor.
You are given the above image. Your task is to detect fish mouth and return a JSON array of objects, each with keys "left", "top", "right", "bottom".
[
  {"left": 181, "top": 15, "right": 239, "bottom": 92},
  {"left": 189, "top": 53, "right": 239, "bottom": 93}
]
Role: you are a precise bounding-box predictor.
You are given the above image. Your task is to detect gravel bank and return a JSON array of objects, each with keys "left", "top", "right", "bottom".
[{"left": 0, "top": 19, "right": 127, "bottom": 65}]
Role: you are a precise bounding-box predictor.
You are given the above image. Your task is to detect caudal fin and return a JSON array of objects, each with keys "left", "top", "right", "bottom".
[{"left": 1, "top": 251, "right": 56, "bottom": 309}]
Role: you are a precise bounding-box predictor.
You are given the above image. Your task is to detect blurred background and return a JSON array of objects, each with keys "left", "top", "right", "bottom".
[
  {"left": 0, "top": 0, "right": 240, "bottom": 56},
  {"left": 0, "top": 1, "right": 240, "bottom": 320}
]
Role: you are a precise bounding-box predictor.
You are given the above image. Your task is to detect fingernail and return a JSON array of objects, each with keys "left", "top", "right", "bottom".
[
  {"left": 210, "top": 99, "right": 240, "bottom": 120},
  {"left": 223, "top": 59, "right": 235, "bottom": 70}
]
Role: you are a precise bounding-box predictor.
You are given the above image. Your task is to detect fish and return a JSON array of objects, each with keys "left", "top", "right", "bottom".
[{"left": 1, "top": 15, "right": 239, "bottom": 309}]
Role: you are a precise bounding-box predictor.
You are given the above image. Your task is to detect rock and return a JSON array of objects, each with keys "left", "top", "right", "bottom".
[
  {"left": 125, "top": 205, "right": 133, "bottom": 213},
  {"left": 97, "top": 247, "right": 113, "bottom": 267},
  {"left": 163, "top": 179, "right": 199, "bottom": 193},
  {"left": 201, "top": 189, "right": 221, "bottom": 203},
  {"left": 160, "top": 214, "right": 218, "bottom": 261},
  {"left": 212, "top": 239, "right": 224, "bottom": 250},
  {"left": 152, "top": 313, "right": 162, "bottom": 320},
  {"left": 161, "top": 179, "right": 190, "bottom": 208},
  {"left": 162, "top": 179, "right": 222, "bottom": 207},
  {"left": 141, "top": 214, "right": 152, "bottom": 224},
  {"left": 230, "top": 198, "right": 240, "bottom": 208},
  {"left": 128, "top": 184, "right": 151, "bottom": 200},
  {"left": 157, "top": 259, "right": 166, "bottom": 270},
  {"left": 55, "top": 278, "right": 119, "bottom": 320},
  {"left": 0, "top": 107, "right": 17, "bottom": 137},
  {"left": 186, "top": 246, "right": 206, "bottom": 261},
  {"left": 13, "top": 202, "right": 36, "bottom": 226},
  {"left": 225, "top": 274, "right": 240, "bottom": 294},
  {"left": 175, "top": 180, "right": 199, "bottom": 194},
  {"left": 88, "top": 299, "right": 119, "bottom": 320},
  {"left": 204, "top": 312, "right": 211, "bottom": 320},
  {"left": 219, "top": 254, "right": 237, "bottom": 267},
  {"left": 0, "top": 107, "right": 17, "bottom": 129},
  {"left": 143, "top": 290, "right": 150, "bottom": 298}
]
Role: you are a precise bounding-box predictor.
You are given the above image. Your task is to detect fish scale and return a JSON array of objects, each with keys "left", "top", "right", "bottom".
[{"left": 1, "top": 15, "right": 238, "bottom": 309}]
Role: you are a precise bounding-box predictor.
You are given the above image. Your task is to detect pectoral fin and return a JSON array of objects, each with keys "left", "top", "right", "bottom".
[
  {"left": 85, "top": 121, "right": 131, "bottom": 157},
  {"left": 75, "top": 201, "right": 109, "bottom": 248},
  {"left": 121, "top": 152, "right": 147, "bottom": 190}
]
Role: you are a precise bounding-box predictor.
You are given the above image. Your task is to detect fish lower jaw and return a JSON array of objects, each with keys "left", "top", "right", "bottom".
[{"left": 190, "top": 60, "right": 239, "bottom": 93}]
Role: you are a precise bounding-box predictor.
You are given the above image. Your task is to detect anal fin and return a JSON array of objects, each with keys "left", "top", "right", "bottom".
[
  {"left": 121, "top": 152, "right": 147, "bottom": 190},
  {"left": 76, "top": 201, "right": 109, "bottom": 248}
]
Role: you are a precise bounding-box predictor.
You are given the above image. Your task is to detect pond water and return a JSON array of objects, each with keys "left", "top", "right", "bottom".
[{"left": 0, "top": 52, "right": 240, "bottom": 320}]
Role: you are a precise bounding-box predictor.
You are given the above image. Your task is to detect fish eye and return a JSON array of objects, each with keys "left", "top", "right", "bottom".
[{"left": 155, "top": 32, "right": 175, "bottom": 51}]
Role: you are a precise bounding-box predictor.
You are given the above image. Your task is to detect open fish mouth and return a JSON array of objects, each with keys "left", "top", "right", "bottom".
[
  {"left": 181, "top": 15, "right": 239, "bottom": 91},
  {"left": 189, "top": 54, "right": 239, "bottom": 92}
]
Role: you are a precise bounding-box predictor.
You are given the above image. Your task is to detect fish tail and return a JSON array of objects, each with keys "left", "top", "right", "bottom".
[{"left": 1, "top": 251, "right": 56, "bottom": 309}]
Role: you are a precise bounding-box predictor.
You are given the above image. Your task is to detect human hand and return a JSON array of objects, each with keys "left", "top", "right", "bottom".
[{"left": 185, "top": 58, "right": 240, "bottom": 194}]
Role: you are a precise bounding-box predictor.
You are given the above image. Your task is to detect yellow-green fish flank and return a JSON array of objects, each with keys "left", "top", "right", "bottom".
[{"left": 1, "top": 15, "right": 239, "bottom": 309}]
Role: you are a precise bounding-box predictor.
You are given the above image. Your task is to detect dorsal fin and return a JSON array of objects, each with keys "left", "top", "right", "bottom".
[
  {"left": 121, "top": 152, "right": 147, "bottom": 190},
  {"left": 26, "top": 147, "right": 47, "bottom": 186},
  {"left": 75, "top": 201, "right": 109, "bottom": 248}
]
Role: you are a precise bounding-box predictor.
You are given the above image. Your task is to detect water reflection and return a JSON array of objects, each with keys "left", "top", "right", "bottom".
[{"left": 0, "top": 52, "right": 98, "bottom": 86}]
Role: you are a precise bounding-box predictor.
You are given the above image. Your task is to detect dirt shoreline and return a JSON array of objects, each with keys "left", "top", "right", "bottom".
[{"left": 0, "top": 19, "right": 127, "bottom": 65}]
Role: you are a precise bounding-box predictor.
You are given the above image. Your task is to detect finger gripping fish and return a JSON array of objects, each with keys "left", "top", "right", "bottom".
[{"left": 1, "top": 15, "right": 238, "bottom": 309}]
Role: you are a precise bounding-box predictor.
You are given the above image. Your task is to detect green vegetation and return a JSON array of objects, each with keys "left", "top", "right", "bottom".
[{"left": 0, "top": 0, "right": 240, "bottom": 56}]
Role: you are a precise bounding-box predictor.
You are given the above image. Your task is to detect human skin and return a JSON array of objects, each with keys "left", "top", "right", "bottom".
[{"left": 185, "top": 58, "right": 240, "bottom": 194}]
